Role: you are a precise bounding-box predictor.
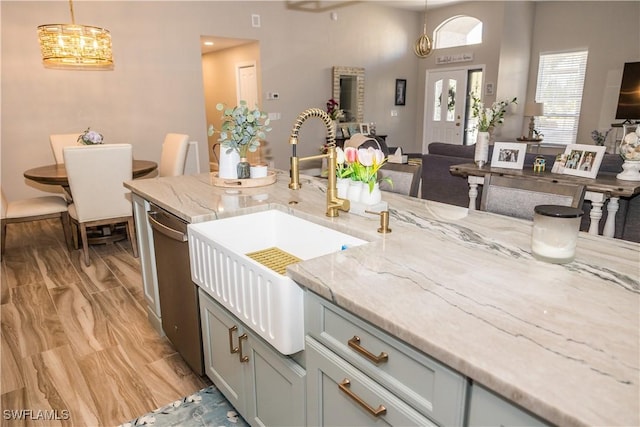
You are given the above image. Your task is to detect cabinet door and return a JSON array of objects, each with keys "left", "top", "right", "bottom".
[
  {"left": 131, "top": 194, "right": 161, "bottom": 331},
  {"left": 199, "top": 289, "right": 246, "bottom": 413},
  {"left": 467, "top": 384, "right": 549, "bottom": 427},
  {"left": 247, "top": 332, "right": 306, "bottom": 427},
  {"left": 306, "top": 337, "right": 437, "bottom": 427}
]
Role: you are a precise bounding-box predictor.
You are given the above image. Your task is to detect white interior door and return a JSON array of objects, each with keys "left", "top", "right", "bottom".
[
  {"left": 424, "top": 68, "right": 468, "bottom": 150},
  {"left": 237, "top": 62, "right": 258, "bottom": 107}
]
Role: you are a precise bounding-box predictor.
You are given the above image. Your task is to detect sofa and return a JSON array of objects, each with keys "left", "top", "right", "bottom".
[{"left": 420, "top": 142, "right": 640, "bottom": 243}]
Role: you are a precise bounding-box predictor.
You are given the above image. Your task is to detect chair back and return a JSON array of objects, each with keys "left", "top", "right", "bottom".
[
  {"left": 64, "top": 144, "right": 133, "bottom": 222},
  {"left": 159, "top": 133, "right": 190, "bottom": 177},
  {"left": 378, "top": 163, "right": 422, "bottom": 197},
  {"left": 50, "top": 133, "right": 82, "bottom": 164},
  {"left": 480, "top": 174, "right": 585, "bottom": 220},
  {"left": 1, "top": 189, "right": 7, "bottom": 219}
]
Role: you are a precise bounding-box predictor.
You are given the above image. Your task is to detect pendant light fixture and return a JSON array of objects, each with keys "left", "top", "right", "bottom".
[
  {"left": 414, "top": 0, "right": 433, "bottom": 58},
  {"left": 37, "top": 0, "right": 113, "bottom": 70}
]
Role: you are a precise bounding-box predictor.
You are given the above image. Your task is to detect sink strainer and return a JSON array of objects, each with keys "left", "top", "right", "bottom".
[{"left": 245, "top": 247, "right": 301, "bottom": 275}]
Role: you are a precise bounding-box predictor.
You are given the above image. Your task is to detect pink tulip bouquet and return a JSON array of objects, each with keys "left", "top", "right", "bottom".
[{"left": 336, "top": 146, "right": 390, "bottom": 193}]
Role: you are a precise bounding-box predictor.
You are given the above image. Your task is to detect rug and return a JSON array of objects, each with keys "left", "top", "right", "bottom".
[{"left": 120, "top": 385, "right": 249, "bottom": 427}]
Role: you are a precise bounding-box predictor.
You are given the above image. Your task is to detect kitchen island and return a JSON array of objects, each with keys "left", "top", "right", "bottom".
[{"left": 125, "top": 170, "right": 639, "bottom": 427}]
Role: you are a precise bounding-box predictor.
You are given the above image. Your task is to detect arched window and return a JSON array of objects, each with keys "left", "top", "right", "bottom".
[{"left": 434, "top": 16, "right": 482, "bottom": 49}]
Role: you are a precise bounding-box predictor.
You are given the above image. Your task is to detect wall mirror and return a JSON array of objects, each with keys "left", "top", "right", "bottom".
[{"left": 332, "top": 66, "right": 365, "bottom": 123}]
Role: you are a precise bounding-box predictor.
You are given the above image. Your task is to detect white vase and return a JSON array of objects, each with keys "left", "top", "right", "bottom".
[
  {"left": 347, "top": 181, "right": 364, "bottom": 202},
  {"left": 360, "top": 182, "right": 382, "bottom": 205},
  {"left": 218, "top": 146, "right": 240, "bottom": 179},
  {"left": 336, "top": 178, "right": 350, "bottom": 199},
  {"left": 474, "top": 131, "right": 490, "bottom": 167},
  {"left": 617, "top": 160, "right": 640, "bottom": 181}
]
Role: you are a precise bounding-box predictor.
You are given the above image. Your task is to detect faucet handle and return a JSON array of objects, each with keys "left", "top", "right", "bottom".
[{"left": 365, "top": 210, "right": 392, "bottom": 234}]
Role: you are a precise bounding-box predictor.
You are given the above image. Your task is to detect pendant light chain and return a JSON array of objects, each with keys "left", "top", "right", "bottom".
[
  {"left": 69, "top": 0, "right": 75, "bottom": 24},
  {"left": 414, "top": 0, "right": 433, "bottom": 58}
]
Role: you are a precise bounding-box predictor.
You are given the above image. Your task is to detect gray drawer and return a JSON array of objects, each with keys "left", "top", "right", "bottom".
[{"left": 305, "top": 292, "right": 466, "bottom": 426}]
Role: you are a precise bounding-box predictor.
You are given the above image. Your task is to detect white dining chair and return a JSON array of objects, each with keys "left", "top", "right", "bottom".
[
  {"left": 159, "top": 133, "right": 190, "bottom": 177},
  {"left": 63, "top": 144, "right": 138, "bottom": 266},
  {"left": 480, "top": 173, "right": 586, "bottom": 221},
  {"left": 1, "top": 188, "right": 71, "bottom": 255},
  {"left": 50, "top": 133, "right": 82, "bottom": 164}
]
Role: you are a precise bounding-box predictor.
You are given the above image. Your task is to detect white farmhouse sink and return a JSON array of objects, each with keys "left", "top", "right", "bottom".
[{"left": 188, "top": 209, "right": 366, "bottom": 354}]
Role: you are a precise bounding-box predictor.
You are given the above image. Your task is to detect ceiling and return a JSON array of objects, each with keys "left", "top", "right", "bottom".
[{"left": 200, "top": 0, "right": 462, "bottom": 54}]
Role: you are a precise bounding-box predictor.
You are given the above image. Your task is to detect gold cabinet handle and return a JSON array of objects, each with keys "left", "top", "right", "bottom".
[
  {"left": 238, "top": 333, "right": 249, "bottom": 363},
  {"left": 348, "top": 336, "right": 388, "bottom": 364},
  {"left": 338, "top": 378, "right": 387, "bottom": 417},
  {"left": 228, "top": 325, "right": 239, "bottom": 354}
]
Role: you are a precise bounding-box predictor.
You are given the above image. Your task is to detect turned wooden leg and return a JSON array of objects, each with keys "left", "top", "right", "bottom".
[
  {"left": 603, "top": 197, "right": 619, "bottom": 238},
  {"left": 79, "top": 223, "right": 90, "bottom": 266}
]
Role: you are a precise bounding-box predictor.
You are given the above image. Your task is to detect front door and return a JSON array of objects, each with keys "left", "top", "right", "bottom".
[{"left": 424, "top": 68, "right": 468, "bottom": 151}]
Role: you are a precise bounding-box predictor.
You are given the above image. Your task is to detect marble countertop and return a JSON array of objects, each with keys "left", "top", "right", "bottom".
[{"left": 125, "top": 171, "right": 639, "bottom": 427}]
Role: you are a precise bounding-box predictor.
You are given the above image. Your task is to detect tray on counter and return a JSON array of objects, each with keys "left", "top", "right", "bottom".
[{"left": 211, "top": 170, "right": 277, "bottom": 188}]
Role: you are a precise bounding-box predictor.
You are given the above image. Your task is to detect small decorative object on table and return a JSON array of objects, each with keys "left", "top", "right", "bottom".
[
  {"left": 533, "top": 155, "right": 546, "bottom": 173},
  {"left": 617, "top": 124, "right": 640, "bottom": 181},
  {"left": 208, "top": 101, "right": 271, "bottom": 179},
  {"left": 77, "top": 127, "right": 103, "bottom": 145},
  {"left": 470, "top": 94, "right": 517, "bottom": 167}
]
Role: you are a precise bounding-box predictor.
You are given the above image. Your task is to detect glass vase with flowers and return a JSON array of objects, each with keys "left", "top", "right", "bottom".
[{"left": 208, "top": 101, "right": 271, "bottom": 179}]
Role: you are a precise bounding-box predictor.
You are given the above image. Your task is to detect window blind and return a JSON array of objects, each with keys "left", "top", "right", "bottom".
[{"left": 535, "top": 50, "right": 588, "bottom": 145}]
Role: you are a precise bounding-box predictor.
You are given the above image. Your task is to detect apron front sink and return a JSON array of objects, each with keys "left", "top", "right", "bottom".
[{"left": 188, "top": 209, "right": 366, "bottom": 354}]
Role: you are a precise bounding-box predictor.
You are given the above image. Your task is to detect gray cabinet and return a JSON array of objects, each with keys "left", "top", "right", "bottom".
[
  {"left": 199, "top": 289, "right": 306, "bottom": 427},
  {"left": 305, "top": 291, "right": 466, "bottom": 426},
  {"left": 131, "top": 194, "right": 162, "bottom": 334},
  {"left": 467, "top": 384, "right": 550, "bottom": 427},
  {"left": 306, "top": 337, "right": 437, "bottom": 426}
]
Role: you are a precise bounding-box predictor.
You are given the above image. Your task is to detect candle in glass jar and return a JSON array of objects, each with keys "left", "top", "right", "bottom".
[{"left": 531, "top": 205, "right": 583, "bottom": 264}]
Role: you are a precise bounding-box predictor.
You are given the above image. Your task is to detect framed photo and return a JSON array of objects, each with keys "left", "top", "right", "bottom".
[
  {"left": 341, "top": 126, "right": 350, "bottom": 138},
  {"left": 359, "top": 123, "right": 370, "bottom": 135},
  {"left": 395, "top": 79, "right": 406, "bottom": 106},
  {"left": 561, "top": 144, "right": 606, "bottom": 179},
  {"left": 490, "top": 142, "right": 527, "bottom": 169}
]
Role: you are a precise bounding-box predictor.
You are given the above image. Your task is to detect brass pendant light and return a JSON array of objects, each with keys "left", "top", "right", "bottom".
[
  {"left": 37, "top": 0, "right": 113, "bottom": 70},
  {"left": 414, "top": 0, "right": 433, "bottom": 58}
]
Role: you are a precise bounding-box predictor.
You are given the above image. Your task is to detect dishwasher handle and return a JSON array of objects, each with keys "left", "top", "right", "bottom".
[{"left": 148, "top": 211, "right": 188, "bottom": 242}]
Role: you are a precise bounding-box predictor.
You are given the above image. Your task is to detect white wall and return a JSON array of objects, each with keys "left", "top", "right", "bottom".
[
  {"left": 1, "top": 1, "right": 420, "bottom": 200},
  {"left": 527, "top": 1, "right": 640, "bottom": 144},
  {"left": 2, "top": 1, "right": 638, "bottom": 202}
]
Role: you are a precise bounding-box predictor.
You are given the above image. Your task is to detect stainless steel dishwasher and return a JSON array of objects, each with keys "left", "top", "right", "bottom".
[{"left": 147, "top": 204, "right": 204, "bottom": 376}]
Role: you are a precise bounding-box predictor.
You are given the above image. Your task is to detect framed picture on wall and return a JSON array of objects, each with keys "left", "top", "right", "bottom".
[
  {"left": 490, "top": 142, "right": 527, "bottom": 169},
  {"left": 395, "top": 79, "right": 406, "bottom": 106},
  {"left": 561, "top": 144, "right": 606, "bottom": 179}
]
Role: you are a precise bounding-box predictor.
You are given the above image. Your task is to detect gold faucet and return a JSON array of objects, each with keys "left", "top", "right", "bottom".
[{"left": 288, "top": 108, "right": 350, "bottom": 217}]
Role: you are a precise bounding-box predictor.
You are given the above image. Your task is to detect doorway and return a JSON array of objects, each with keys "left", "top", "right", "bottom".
[
  {"left": 201, "top": 36, "right": 262, "bottom": 170},
  {"left": 423, "top": 67, "right": 483, "bottom": 152}
]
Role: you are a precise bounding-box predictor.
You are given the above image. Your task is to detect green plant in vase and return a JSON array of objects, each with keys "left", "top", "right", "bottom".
[{"left": 208, "top": 100, "right": 271, "bottom": 179}]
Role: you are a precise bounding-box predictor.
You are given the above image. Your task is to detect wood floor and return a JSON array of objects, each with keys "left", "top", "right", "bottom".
[{"left": 1, "top": 219, "right": 210, "bottom": 426}]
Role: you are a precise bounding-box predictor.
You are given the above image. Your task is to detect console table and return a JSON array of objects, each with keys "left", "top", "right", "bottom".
[{"left": 450, "top": 163, "right": 640, "bottom": 238}]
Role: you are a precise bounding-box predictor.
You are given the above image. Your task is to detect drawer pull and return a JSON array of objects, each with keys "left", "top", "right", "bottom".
[
  {"left": 228, "top": 325, "right": 239, "bottom": 354},
  {"left": 338, "top": 378, "right": 387, "bottom": 417},
  {"left": 348, "top": 336, "right": 388, "bottom": 364},
  {"left": 238, "top": 333, "right": 249, "bottom": 363}
]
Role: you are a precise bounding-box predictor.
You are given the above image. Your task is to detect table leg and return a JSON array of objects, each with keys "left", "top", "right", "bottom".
[
  {"left": 587, "top": 195, "right": 605, "bottom": 235},
  {"left": 467, "top": 176, "right": 484, "bottom": 210},
  {"left": 603, "top": 197, "right": 619, "bottom": 238}
]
